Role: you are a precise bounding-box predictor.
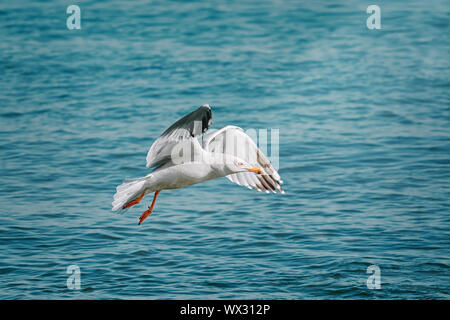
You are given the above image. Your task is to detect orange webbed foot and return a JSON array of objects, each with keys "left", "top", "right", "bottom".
[
  {"left": 123, "top": 190, "right": 146, "bottom": 209},
  {"left": 137, "top": 190, "right": 160, "bottom": 225},
  {"left": 138, "top": 208, "right": 153, "bottom": 225}
]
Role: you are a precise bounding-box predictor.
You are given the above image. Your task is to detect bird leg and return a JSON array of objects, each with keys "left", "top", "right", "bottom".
[
  {"left": 123, "top": 190, "right": 146, "bottom": 209},
  {"left": 138, "top": 190, "right": 161, "bottom": 225}
]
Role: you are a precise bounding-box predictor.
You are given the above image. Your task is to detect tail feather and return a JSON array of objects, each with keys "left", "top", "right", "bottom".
[{"left": 112, "top": 176, "right": 148, "bottom": 212}]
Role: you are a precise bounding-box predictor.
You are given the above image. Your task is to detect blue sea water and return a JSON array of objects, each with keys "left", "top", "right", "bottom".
[{"left": 0, "top": 0, "right": 449, "bottom": 299}]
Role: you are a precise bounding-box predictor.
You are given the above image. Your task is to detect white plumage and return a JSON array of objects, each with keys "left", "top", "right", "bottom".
[{"left": 112, "top": 104, "right": 284, "bottom": 225}]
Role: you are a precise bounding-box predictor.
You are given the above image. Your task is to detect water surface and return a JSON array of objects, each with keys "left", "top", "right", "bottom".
[{"left": 0, "top": 0, "right": 449, "bottom": 299}]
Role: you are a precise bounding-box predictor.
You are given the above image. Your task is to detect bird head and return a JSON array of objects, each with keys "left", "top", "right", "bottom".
[{"left": 228, "top": 157, "right": 263, "bottom": 175}]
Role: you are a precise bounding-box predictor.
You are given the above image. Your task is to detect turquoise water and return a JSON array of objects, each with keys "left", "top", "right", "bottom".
[{"left": 0, "top": 0, "right": 449, "bottom": 299}]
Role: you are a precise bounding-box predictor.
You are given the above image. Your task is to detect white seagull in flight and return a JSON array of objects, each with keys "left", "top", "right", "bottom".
[{"left": 112, "top": 104, "right": 284, "bottom": 225}]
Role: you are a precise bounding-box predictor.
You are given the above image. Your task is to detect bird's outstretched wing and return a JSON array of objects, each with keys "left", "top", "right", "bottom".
[
  {"left": 146, "top": 104, "right": 212, "bottom": 168},
  {"left": 203, "top": 125, "right": 284, "bottom": 193}
]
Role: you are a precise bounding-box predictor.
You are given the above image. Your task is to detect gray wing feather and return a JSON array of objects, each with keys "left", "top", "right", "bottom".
[{"left": 146, "top": 104, "right": 212, "bottom": 168}]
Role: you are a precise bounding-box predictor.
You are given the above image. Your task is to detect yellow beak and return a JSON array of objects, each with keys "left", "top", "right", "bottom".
[{"left": 247, "top": 167, "right": 263, "bottom": 174}]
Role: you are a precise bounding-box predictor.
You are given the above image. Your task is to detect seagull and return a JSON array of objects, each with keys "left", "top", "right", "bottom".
[{"left": 112, "top": 104, "right": 284, "bottom": 225}]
